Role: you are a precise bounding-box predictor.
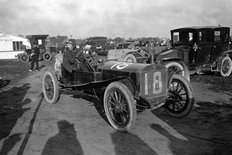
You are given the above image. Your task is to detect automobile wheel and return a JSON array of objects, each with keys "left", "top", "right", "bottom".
[
  {"left": 219, "top": 56, "right": 232, "bottom": 77},
  {"left": 124, "top": 54, "right": 137, "bottom": 63},
  {"left": 19, "top": 53, "right": 29, "bottom": 63},
  {"left": 165, "top": 74, "right": 194, "bottom": 117},
  {"left": 43, "top": 52, "right": 52, "bottom": 61},
  {"left": 104, "top": 81, "right": 136, "bottom": 132},
  {"left": 164, "top": 61, "right": 190, "bottom": 81},
  {"left": 42, "top": 71, "right": 60, "bottom": 104}
]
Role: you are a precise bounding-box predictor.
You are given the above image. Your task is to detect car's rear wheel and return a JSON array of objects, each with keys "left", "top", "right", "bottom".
[
  {"left": 124, "top": 54, "right": 137, "bottom": 63},
  {"left": 42, "top": 71, "right": 59, "bottom": 104},
  {"left": 43, "top": 52, "right": 52, "bottom": 61},
  {"left": 19, "top": 53, "right": 29, "bottom": 63},
  {"left": 219, "top": 56, "right": 232, "bottom": 77},
  {"left": 164, "top": 61, "right": 190, "bottom": 81},
  {"left": 165, "top": 74, "right": 194, "bottom": 117},
  {"left": 104, "top": 82, "right": 136, "bottom": 132}
]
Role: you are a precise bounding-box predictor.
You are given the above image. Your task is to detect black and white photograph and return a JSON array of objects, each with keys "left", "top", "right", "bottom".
[{"left": 0, "top": 0, "right": 232, "bottom": 154}]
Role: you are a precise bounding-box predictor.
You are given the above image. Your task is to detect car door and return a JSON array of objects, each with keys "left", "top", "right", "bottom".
[
  {"left": 210, "top": 29, "right": 230, "bottom": 63},
  {"left": 194, "top": 30, "right": 213, "bottom": 65}
]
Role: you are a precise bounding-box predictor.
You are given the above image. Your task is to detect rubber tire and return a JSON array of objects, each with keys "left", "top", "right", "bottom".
[
  {"left": 19, "top": 53, "right": 29, "bottom": 63},
  {"left": 219, "top": 56, "right": 232, "bottom": 77},
  {"left": 43, "top": 52, "right": 52, "bottom": 61},
  {"left": 124, "top": 54, "right": 137, "bottom": 63},
  {"left": 42, "top": 71, "right": 59, "bottom": 104},
  {"left": 164, "top": 61, "right": 190, "bottom": 81},
  {"left": 165, "top": 74, "right": 194, "bottom": 118},
  {"left": 104, "top": 81, "right": 136, "bottom": 132}
]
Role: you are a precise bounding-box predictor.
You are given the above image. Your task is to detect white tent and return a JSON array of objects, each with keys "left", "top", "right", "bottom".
[{"left": 0, "top": 33, "right": 31, "bottom": 59}]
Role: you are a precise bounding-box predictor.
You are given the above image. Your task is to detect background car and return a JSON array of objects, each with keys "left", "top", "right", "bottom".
[{"left": 157, "top": 26, "right": 232, "bottom": 77}]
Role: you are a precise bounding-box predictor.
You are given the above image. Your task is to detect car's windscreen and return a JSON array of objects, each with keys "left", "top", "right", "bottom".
[
  {"left": 198, "top": 29, "right": 212, "bottom": 43},
  {"left": 172, "top": 31, "right": 194, "bottom": 44},
  {"left": 214, "top": 29, "right": 230, "bottom": 43}
]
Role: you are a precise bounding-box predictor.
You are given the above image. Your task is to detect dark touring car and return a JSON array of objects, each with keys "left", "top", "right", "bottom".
[
  {"left": 157, "top": 26, "right": 232, "bottom": 77},
  {"left": 42, "top": 49, "right": 194, "bottom": 132}
]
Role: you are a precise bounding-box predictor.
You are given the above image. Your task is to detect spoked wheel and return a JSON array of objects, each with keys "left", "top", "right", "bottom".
[
  {"left": 43, "top": 52, "right": 52, "bottom": 61},
  {"left": 104, "top": 82, "right": 136, "bottom": 132},
  {"left": 19, "top": 53, "right": 29, "bottom": 63},
  {"left": 42, "top": 71, "right": 59, "bottom": 104},
  {"left": 165, "top": 74, "right": 194, "bottom": 117},
  {"left": 220, "top": 56, "right": 232, "bottom": 77},
  {"left": 164, "top": 61, "right": 190, "bottom": 81},
  {"left": 124, "top": 54, "right": 137, "bottom": 63}
]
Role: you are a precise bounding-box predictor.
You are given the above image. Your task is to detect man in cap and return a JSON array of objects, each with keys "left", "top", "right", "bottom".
[
  {"left": 62, "top": 39, "right": 80, "bottom": 83},
  {"left": 30, "top": 43, "right": 40, "bottom": 72}
]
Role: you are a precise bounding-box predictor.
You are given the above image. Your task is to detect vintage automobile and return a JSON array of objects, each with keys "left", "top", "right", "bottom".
[
  {"left": 17, "top": 49, "right": 51, "bottom": 63},
  {"left": 83, "top": 36, "right": 109, "bottom": 56},
  {"left": 42, "top": 49, "right": 194, "bottom": 132},
  {"left": 17, "top": 34, "right": 52, "bottom": 63},
  {"left": 157, "top": 26, "right": 232, "bottom": 77},
  {"left": 107, "top": 41, "right": 190, "bottom": 81}
]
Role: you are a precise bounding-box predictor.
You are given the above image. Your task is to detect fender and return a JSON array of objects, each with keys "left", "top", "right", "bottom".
[
  {"left": 222, "top": 49, "right": 232, "bottom": 57},
  {"left": 216, "top": 50, "right": 232, "bottom": 71},
  {"left": 156, "top": 49, "right": 180, "bottom": 62}
]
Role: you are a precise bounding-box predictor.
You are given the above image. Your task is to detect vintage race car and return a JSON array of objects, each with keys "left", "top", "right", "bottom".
[{"left": 43, "top": 49, "right": 194, "bottom": 132}]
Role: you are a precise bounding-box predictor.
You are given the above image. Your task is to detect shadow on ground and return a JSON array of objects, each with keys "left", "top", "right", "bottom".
[
  {"left": 42, "top": 120, "right": 84, "bottom": 155},
  {"left": 0, "top": 83, "right": 31, "bottom": 154},
  {"left": 152, "top": 101, "right": 232, "bottom": 155},
  {"left": 0, "top": 133, "right": 22, "bottom": 155},
  {"left": 0, "top": 79, "right": 10, "bottom": 89},
  {"left": 111, "top": 132, "right": 158, "bottom": 155}
]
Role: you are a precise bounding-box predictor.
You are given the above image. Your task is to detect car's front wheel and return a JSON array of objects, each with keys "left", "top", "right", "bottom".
[
  {"left": 104, "top": 82, "right": 136, "bottom": 132},
  {"left": 219, "top": 56, "right": 232, "bottom": 77},
  {"left": 165, "top": 74, "right": 194, "bottom": 117},
  {"left": 42, "top": 71, "right": 60, "bottom": 104}
]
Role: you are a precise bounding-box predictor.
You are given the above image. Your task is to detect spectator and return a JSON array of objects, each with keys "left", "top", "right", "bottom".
[{"left": 30, "top": 44, "right": 40, "bottom": 72}]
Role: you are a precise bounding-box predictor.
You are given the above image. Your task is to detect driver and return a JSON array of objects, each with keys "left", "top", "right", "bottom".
[
  {"left": 63, "top": 39, "right": 80, "bottom": 73},
  {"left": 62, "top": 39, "right": 80, "bottom": 83}
]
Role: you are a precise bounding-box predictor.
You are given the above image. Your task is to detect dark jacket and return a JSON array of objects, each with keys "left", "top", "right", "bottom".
[
  {"left": 63, "top": 48, "right": 80, "bottom": 73},
  {"left": 32, "top": 47, "right": 40, "bottom": 58}
]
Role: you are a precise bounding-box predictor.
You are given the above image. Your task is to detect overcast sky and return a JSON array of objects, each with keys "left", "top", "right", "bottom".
[{"left": 0, "top": 0, "right": 232, "bottom": 39}]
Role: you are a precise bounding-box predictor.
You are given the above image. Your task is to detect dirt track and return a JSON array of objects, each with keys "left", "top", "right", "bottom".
[{"left": 0, "top": 60, "right": 232, "bottom": 155}]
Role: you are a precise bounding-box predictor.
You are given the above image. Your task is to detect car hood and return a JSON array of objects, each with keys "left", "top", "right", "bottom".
[{"left": 98, "top": 61, "right": 165, "bottom": 72}]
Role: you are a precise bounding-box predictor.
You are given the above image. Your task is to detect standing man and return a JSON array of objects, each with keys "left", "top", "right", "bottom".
[{"left": 30, "top": 44, "right": 40, "bottom": 72}]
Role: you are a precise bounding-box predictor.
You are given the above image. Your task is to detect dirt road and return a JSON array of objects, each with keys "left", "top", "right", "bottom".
[{"left": 0, "top": 60, "right": 231, "bottom": 155}]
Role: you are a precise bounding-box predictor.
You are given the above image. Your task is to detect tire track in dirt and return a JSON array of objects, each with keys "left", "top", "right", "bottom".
[{"left": 17, "top": 94, "right": 44, "bottom": 155}]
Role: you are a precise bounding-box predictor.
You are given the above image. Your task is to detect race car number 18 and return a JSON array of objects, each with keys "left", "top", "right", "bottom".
[{"left": 145, "top": 72, "right": 162, "bottom": 95}]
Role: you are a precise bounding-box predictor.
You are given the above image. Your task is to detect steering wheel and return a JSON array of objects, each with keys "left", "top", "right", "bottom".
[{"left": 76, "top": 50, "right": 97, "bottom": 71}]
